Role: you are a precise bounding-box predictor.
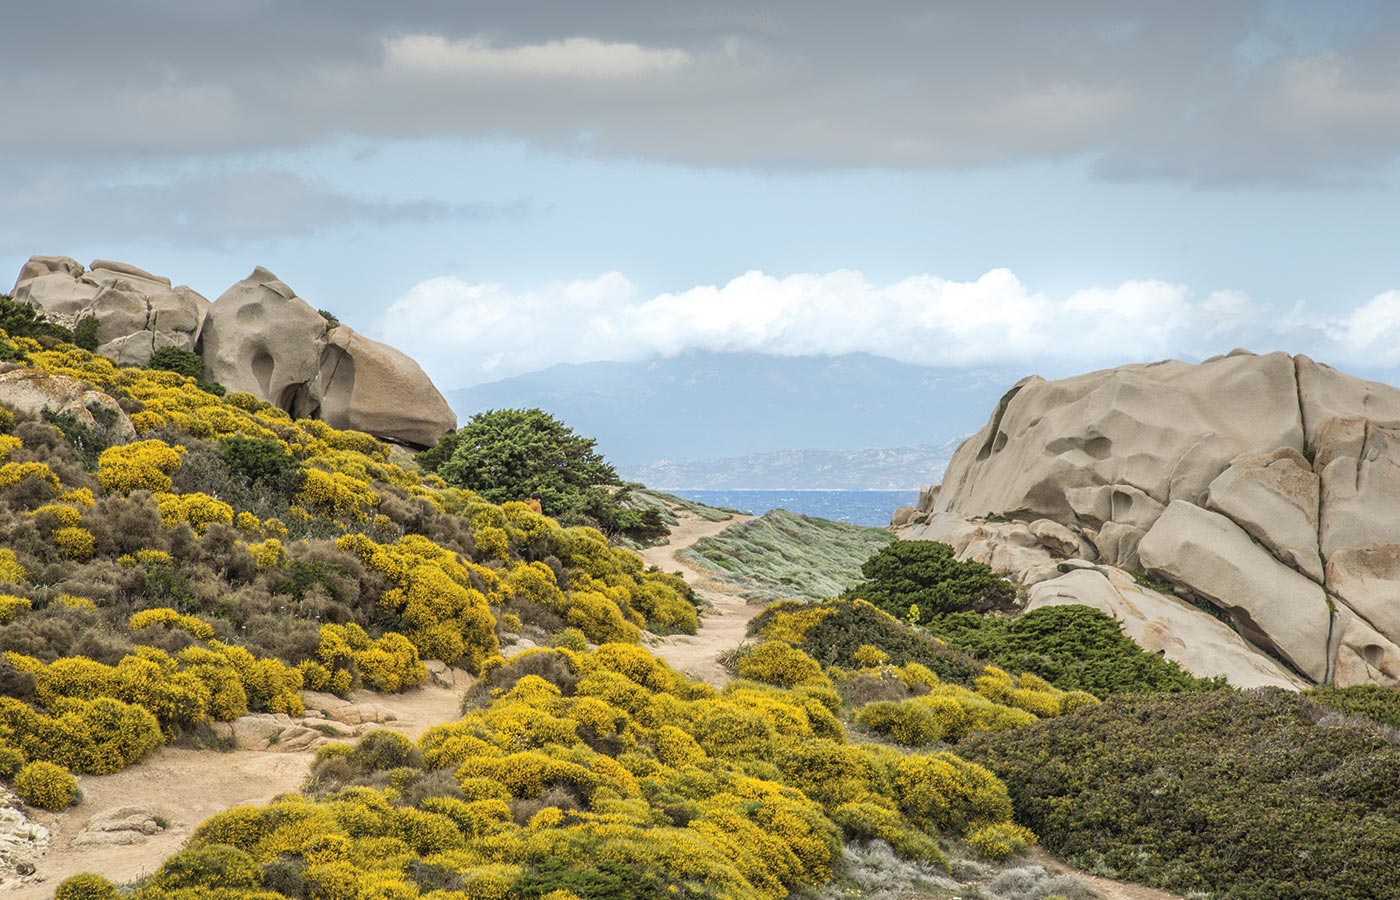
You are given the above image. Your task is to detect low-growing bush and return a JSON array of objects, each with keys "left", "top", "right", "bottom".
[
  {"left": 963, "top": 689, "right": 1400, "bottom": 900},
  {"left": 844, "top": 541, "right": 1017, "bottom": 618},
  {"left": 14, "top": 759, "right": 79, "bottom": 809}
]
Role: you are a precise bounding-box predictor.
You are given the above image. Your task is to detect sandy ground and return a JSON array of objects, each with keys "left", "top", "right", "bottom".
[
  {"left": 8, "top": 679, "right": 468, "bottom": 898},
  {"left": 1034, "top": 851, "right": 1187, "bottom": 900},
  {"left": 641, "top": 509, "right": 757, "bottom": 686}
]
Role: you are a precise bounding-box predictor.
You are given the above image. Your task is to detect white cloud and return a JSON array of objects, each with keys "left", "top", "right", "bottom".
[
  {"left": 377, "top": 267, "right": 1397, "bottom": 389},
  {"left": 383, "top": 34, "right": 691, "bottom": 79}
]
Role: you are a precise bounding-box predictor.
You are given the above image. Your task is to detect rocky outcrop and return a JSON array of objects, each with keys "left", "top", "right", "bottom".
[
  {"left": 903, "top": 351, "right": 1400, "bottom": 688},
  {"left": 9, "top": 256, "right": 457, "bottom": 448},
  {"left": 0, "top": 369, "right": 135, "bottom": 442},
  {"left": 201, "top": 267, "right": 328, "bottom": 413},
  {"left": 318, "top": 325, "right": 458, "bottom": 449},
  {"left": 10, "top": 256, "right": 209, "bottom": 364},
  {"left": 198, "top": 267, "right": 456, "bottom": 447}
]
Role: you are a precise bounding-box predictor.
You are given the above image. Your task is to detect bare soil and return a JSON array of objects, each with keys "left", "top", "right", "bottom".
[
  {"left": 642, "top": 508, "right": 757, "bottom": 686},
  {"left": 8, "top": 679, "right": 468, "bottom": 897}
]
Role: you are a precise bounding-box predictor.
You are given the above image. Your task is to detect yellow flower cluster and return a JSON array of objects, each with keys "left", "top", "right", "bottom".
[
  {"left": 13, "top": 760, "right": 79, "bottom": 810},
  {"left": 0, "top": 594, "right": 32, "bottom": 623},
  {"left": 0, "top": 548, "right": 25, "bottom": 584},
  {"left": 149, "top": 641, "right": 1026, "bottom": 900},
  {"left": 308, "top": 623, "right": 427, "bottom": 695},
  {"left": 0, "top": 434, "right": 23, "bottom": 462},
  {"left": 155, "top": 491, "right": 234, "bottom": 533},
  {"left": 97, "top": 440, "right": 185, "bottom": 493},
  {"left": 129, "top": 607, "right": 217, "bottom": 641},
  {"left": 0, "top": 460, "right": 60, "bottom": 492},
  {"left": 294, "top": 468, "right": 380, "bottom": 522},
  {"left": 337, "top": 533, "right": 499, "bottom": 671}
]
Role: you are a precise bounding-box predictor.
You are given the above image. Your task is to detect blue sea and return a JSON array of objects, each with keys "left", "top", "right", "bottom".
[{"left": 670, "top": 490, "right": 917, "bottom": 528}]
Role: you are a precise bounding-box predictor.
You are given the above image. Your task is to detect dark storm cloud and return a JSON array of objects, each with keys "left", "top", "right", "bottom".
[
  {"left": 3, "top": 0, "right": 1399, "bottom": 185},
  {"left": 0, "top": 170, "right": 521, "bottom": 252}
]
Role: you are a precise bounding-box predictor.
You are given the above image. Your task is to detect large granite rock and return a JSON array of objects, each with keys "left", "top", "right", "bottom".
[
  {"left": 906, "top": 351, "right": 1400, "bottom": 688},
  {"left": 1137, "top": 500, "right": 1332, "bottom": 681},
  {"left": 1027, "top": 562, "right": 1305, "bottom": 690},
  {"left": 318, "top": 325, "right": 458, "bottom": 449},
  {"left": 10, "top": 255, "right": 209, "bottom": 363},
  {"left": 201, "top": 267, "right": 328, "bottom": 413},
  {"left": 199, "top": 267, "right": 456, "bottom": 447}
]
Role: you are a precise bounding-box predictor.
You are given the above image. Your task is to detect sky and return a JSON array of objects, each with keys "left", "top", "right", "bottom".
[{"left": 3, "top": 1, "right": 1400, "bottom": 388}]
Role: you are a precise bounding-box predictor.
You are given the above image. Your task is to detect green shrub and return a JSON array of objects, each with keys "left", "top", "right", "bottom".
[
  {"left": 844, "top": 541, "right": 1017, "bottom": 617},
  {"left": 221, "top": 436, "right": 299, "bottom": 488},
  {"left": 72, "top": 317, "right": 101, "bottom": 352},
  {"left": 926, "top": 605, "right": 1217, "bottom": 697},
  {"left": 54, "top": 873, "right": 117, "bottom": 900},
  {"left": 14, "top": 760, "right": 79, "bottom": 810},
  {"left": 1306, "top": 684, "right": 1400, "bottom": 728},
  {"left": 966, "top": 821, "right": 1037, "bottom": 860},
  {"left": 963, "top": 689, "right": 1400, "bottom": 900},
  {"left": 147, "top": 345, "right": 206, "bottom": 379},
  {"left": 148, "top": 843, "right": 262, "bottom": 891}
]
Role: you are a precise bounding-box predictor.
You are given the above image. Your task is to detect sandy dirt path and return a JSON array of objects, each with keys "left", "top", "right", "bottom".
[
  {"left": 9, "top": 679, "right": 469, "bottom": 898},
  {"left": 1034, "top": 851, "right": 1186, "bottom": 900},
  {"left": 641, "top": 508, "right": 756, "bottom": 686}
]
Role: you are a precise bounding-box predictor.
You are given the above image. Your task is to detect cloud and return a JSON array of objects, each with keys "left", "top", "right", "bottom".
[
  {"left": 378, "top": 265, "right": 1390, "bottom": 389},
  {"left": 384, "top": 34, "right": 690, "bottom": 79},
  {"left": 4, "top": 2, "right": 1400, "bottom": 184},
  {"left": 0, "top": 170, "right": 524, "bottom": 252}
]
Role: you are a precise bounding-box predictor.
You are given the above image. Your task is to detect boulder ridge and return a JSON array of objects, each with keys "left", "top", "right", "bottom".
[
  {"left": 9, "top": 256, "right": 456, "bottom": 448},
  {"left": 899, "top": 350, "right": 1400, "bottom": 689}
]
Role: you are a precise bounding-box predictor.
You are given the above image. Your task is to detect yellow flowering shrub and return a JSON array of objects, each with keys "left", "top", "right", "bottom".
[
  {"left": 736, "top": 641, "right": 831, "bottom": 690},
  {"left": 0, "top": 434, "right": 22, "bottom": 462},
  {"left": 53, "top": 526, "right": 96, "bottom": 558},
  {"left": 0, "top": 549, "right": 25, "bottom": 584},
  {"left": 316, "top": 623, "right": 426, "bottom": 694},
  {"left": 247, "top": 538, "right": 287, "bottom": 568},
  {"left": 0, "top": 594, "right": 31, "bottom": 623},
  {"left": 59, "top": 487, "right": 96, "bottom": 507},
  {"left": 130, "top": 607, "right": 216, "bottom": 641},
  {"left": 96, "top": 440, "right": 185, "bottom": 493},
  {"left": 235, "top": 510, "right": 261, "bottom": 533},
  {"left": 966, "top": 821, "right": 1038, "bottom": 860},
  {"left": 295, "top": 468, "right": 379, "bottom": 522},
  {"left": 156, "top": 491, "right": 234, "bottom": 533},
  {"left": 33, "top": 503, "right": 83, "bottom": 527},
  {"left": 13, "top": 760, "right": 79, "bottom": 810},
  {"left": 0, "top": 461, "right": 60, "bottom": 492}
]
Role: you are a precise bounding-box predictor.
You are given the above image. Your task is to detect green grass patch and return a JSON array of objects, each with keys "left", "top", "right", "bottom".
[{"left": 681, "top": 508, "right": 896, "bottom": 602}]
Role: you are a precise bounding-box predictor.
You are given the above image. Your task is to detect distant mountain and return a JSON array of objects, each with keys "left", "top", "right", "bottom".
[
  {"left": 618, "top": 442, "right": 960, "bottom": 490},
  {"left": 447, "top": 352, "right": 1014, "bottom": 468}
]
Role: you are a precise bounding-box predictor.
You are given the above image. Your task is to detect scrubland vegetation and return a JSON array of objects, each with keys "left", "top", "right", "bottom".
[
  {"left": 6, "top": 295, "right": 1399, "bottom": 900},
  {"left": 680, "top": 508, "right": 896, "bottom": 601}
]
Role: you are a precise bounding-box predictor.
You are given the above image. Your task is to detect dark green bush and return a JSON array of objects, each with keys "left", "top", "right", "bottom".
[
  {"left": 926, "top": 605, "right": 1218, "bottom": 697},
  {"left": 962, "top": 689, "right": 1400, "bottom": 900},
  {"left": 843, "top": 541, "right": 1016, "bottom": 618},
  {"left": 515, "top": 858, "right": 710, "bottom": 899},
  {"left": 72, "top": 317, "right": 100, "bottom": 352},
  {"left": 147, "top": 345, "right": 206, "bottom": 379},
  {"left": 0, "top": 295, "right": 71, "bottom": 343},
  {"left": 220, "top": 436, "right": 299, "bottom": 489}
]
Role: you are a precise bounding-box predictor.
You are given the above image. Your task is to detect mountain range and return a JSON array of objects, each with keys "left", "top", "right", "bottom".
[{"left": 447, "top": 352, "right": 1015, "bottom": 483}]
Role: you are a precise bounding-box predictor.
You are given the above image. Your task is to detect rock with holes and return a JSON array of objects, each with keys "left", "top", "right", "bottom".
[
  {"left": 10, "top": 256, "right": 209, "bottom": 361},
  {"left": 200, "top": 267, "right": 329, "bottom": 413},
  {"left": 318, "top": 325, "right": 457, "bottom": 449},
  {"left": 933, "top": 351, "right": 1304, "bottom": 533},
  {"left": 905, "top": 351, "right": 1400, "bottom": 687}
]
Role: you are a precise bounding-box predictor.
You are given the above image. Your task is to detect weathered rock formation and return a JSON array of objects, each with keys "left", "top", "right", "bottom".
[
  {"left": 902, "top": 350, "right": 1400, "bottom": 688},
  {"left": 11, "top": 256, "right": 209, "bottom": 365},
  {"left": 9, "top": 256, "right": 456, "bottom": 448}
]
